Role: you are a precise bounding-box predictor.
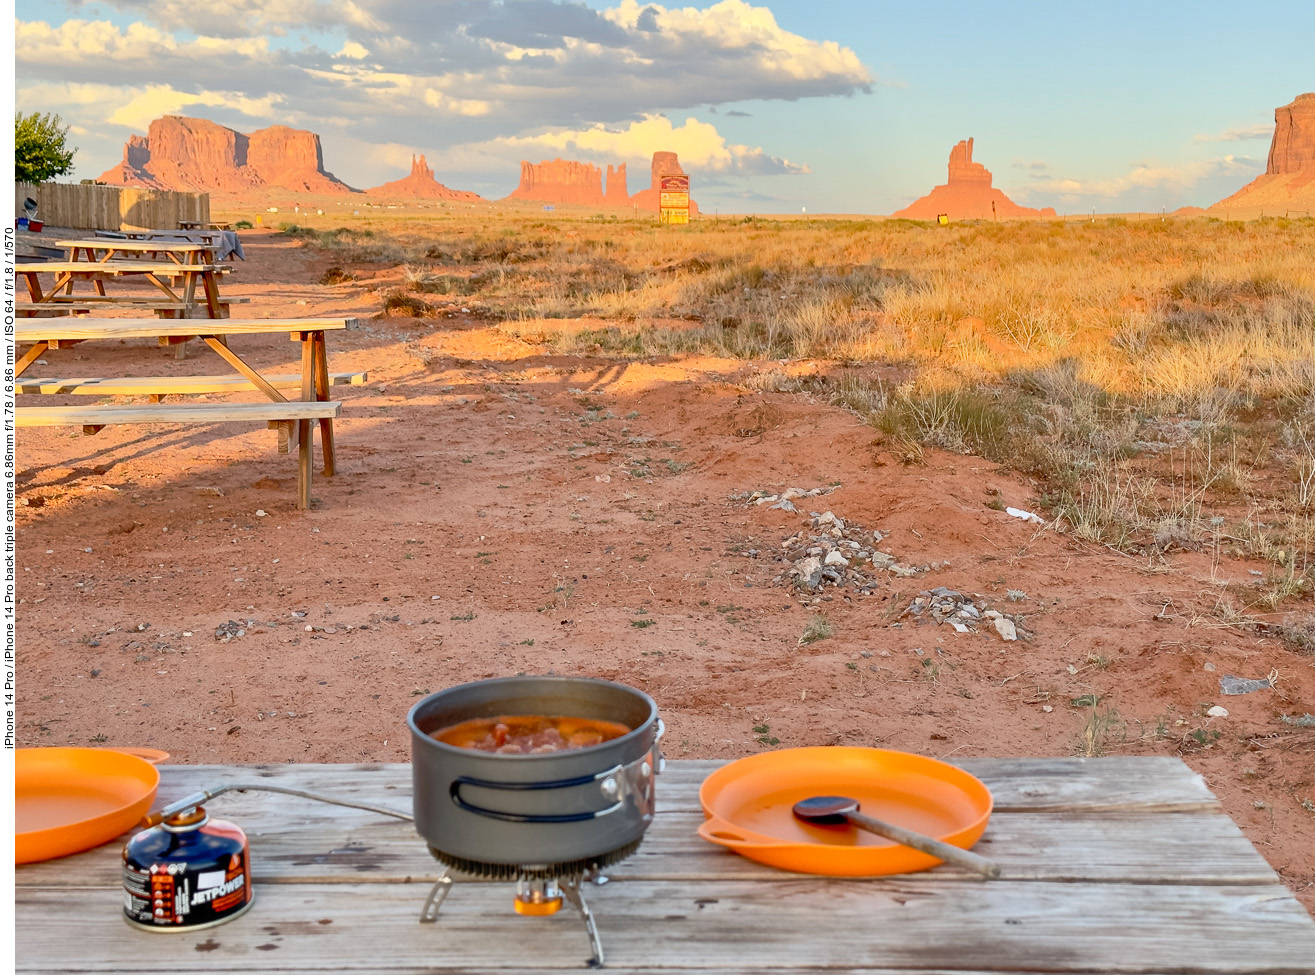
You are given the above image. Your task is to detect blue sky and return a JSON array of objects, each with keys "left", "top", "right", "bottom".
[{"left": 13, "top": 0, "right": 1315, "bottom": 213}]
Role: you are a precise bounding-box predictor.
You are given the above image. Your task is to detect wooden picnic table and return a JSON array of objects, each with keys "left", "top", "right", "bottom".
[
  {"left": 57, "top": 237, "right": 217, "bottom": 265},
  {"left": 15, "top": 317, "right": 354, "bottom": 508},
  {"left": 14, "top": 757, "right": 1315, "bottom": 973},
  {"left": 179, "top": 219, "right": 232, "bottom": 231},
  {"left": 17, "top": 260, "right": 227, "bottom": 318}
]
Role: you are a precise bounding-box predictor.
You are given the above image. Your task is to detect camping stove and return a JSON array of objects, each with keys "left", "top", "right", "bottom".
[
  {"left": 407, "top": 677, "right": 665, "bottom": 969},
  {"left": 418, "top": 839, "right": 643, "bottom": 968}
]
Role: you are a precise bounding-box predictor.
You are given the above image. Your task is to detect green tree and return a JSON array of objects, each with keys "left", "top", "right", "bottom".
[{"left": 15, "top": 112, "right": 77, "bottom": 183}]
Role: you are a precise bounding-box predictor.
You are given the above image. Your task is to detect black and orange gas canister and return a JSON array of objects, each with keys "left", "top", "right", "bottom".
[{"left": 122, "top": 803, "right": 252, "bottom": 931}]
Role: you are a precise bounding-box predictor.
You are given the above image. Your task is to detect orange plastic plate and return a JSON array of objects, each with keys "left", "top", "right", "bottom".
[
  {"left": 698, "top": 747, "right": 992, "bottom": 877},
  {"left": 16, "top": 748, "right": 164, "bottom": 864}
]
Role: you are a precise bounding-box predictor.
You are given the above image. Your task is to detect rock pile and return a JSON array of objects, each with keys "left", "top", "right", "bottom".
[
  {"left": 900, "top": 587, "right": 1027, "bottom": 642},
  {"left": 733, "top": 490, "right": 945, "bottom": 596}
]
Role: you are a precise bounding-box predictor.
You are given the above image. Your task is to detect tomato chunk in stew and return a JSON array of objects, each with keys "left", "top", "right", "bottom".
[{"left": 432, "top": 715, "right": 631, "bottom": 754}]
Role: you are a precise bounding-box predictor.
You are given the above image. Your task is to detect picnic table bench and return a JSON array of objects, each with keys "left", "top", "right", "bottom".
[
  {"left": 14, "top": 757, "right": 1315, "bottom": 973},
  {"left": 16, "top": 318, "right": 357, "bottom": 509}
]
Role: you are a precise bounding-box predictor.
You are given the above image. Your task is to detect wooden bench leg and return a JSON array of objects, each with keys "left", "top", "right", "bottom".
[
  {"left": 313, "top": 333, "right": 336, "bottom": 476},
  {"left": 297, "top": 418, "right": 313, "bottom": 509},
  {"left": 16, "top": 342, "right": 50, "bottom": 379}
]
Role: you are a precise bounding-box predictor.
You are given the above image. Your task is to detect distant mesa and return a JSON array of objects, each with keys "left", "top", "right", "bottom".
[
  {"left": 893, "top": 139, "right": 1055, "bottom": 221},
  {"left": 1211, "top": 93, "right": 1315, "bottom": 213},
  {"left": 99, "top": 116, "right": 354, "bottom": 194},
  {"left": 509, "top": 158, "right": 610, "bottom": 206},
  {"left": 507, "top": 152, "right": 698, "bottom": 213},
  {"left": 368, "top": 154, "right": 482, "bottom": 201}
]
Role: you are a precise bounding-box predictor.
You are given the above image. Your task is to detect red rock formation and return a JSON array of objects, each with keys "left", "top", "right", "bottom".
[
  {"left": 892, "top": 139, "right": 1055, "bottom": 221},
  {"left": 1267, "top": 92, "right": 1315, "bottom": 174},
  {"left": 1212, "top": 93, "right": 1315, "bottom": 214},
  {"left": 100, "top": 134, "right": 164, "bottom": 188},
  {"left": 507, "top": 158, "right": 606, "bottom": 206},
  {"left": 629, "top": 152, "right": 700, "bottom": 215},
  {"left": 367, "top": 154, "right": 482, "bottom": 201},
  {"left": 605, "top": 163, "right": 629, "bottom": 206},
  {"left": 98, "top": 116, "right": 354, "bottom": 194}
]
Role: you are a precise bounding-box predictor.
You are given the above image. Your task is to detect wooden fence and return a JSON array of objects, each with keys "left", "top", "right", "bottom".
[{"left": 15, "top": 182, "right": 209, "bottom": 231}]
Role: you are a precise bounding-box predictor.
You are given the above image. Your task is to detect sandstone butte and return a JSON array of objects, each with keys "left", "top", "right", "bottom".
[
  {"left": 99, "top": 116, "right": 354, "bottom": 195},
  {"left": 1211, "top": 92, "right": 1315, "bottom": 215},
  {"left": 367, "top": 154, "right": 482, "bottom": 202},
  {"left": 507, "top": 158, "right": 607, "bottom": 206},
  {"left": 892, "top": 139, "right": 1056, "bottom": 221},
  {"left": 508, "top": 152, "right": 699, "bottom": 213}
]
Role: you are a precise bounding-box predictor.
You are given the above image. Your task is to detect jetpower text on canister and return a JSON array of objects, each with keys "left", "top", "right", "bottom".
[{"left": 122, "top": 805, "right": 253, "bottom": 931}]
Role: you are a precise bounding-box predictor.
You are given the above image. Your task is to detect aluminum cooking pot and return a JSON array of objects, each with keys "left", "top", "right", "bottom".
[{"left": 408, "top": 676, "right": 663, "bottom": 868}]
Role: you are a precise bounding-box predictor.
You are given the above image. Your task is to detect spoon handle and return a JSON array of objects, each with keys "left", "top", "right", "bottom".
[{"left": 847, "top": 811, "right": 1001, "bottom": 878}]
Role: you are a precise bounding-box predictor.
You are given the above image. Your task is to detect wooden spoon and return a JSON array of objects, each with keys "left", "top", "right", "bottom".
[{"left": 792, "top": 795, "right": 1001, "bottom": 878}]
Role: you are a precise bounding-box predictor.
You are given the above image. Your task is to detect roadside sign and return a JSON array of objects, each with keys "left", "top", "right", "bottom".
[{"left": 660, "top": 174, "right": 690, "bottom": 225}]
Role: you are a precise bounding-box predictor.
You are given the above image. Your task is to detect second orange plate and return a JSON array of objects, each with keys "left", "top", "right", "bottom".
[{"left": 698, "top": 747, "right": 993, "bottom": 876}]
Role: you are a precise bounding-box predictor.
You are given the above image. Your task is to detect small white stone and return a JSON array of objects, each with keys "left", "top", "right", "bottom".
[
  {"left": 256, "top": 509, "right": 268, "bottom": 517},
  {"left": 1206, "top": 705, "right": 1229, "bottom": 718},
  {"left": 993, "top": 617, "right": 1017, "bottom": 642}
]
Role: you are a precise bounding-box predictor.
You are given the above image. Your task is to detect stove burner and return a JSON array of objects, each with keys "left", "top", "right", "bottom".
[
  {"left": 425, "top": 838, "right": 642, "bottom": 880},
  {"left": 419, "top": 842, "right": 641, "bottom": 968}
]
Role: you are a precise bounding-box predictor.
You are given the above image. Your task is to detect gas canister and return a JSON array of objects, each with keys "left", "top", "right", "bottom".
[{"left": 122, "top": 805, "right": 252, "bottom": 931}]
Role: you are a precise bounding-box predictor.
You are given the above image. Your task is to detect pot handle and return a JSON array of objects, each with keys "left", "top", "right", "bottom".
[{"left": 450, "top": 766, "right": 624, "bottom": 824}]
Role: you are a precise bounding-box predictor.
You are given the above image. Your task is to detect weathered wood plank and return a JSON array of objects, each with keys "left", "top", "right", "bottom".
[
  {"left": 13, "top": 809, "right": 1278, "bottom": 889},
  {"left": 8, "top": 970, "right": 1203, "bottom": 975},
  {"left": 16, "top": 880, "right": 1315, "bottom": 973},
  {"left": 105, "top": 757, "right": 1219, "bottom": 814},
  {"left": 658, "top": 757, "right": 1219, "bottom": 813},
  {"left": 17, "top": 318, "right": 352, "bottom": 341},
  {"left": 17, "top": 260, "right": 221, "bottom": 275},
  {"left": 18, "top": 372, "right": 366, "bottom": 395},
  {"left": 17, "top": 401, "right": 341, "bottom": 427}
]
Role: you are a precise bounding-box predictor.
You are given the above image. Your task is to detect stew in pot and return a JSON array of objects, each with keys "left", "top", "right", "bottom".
[{"left": 431, "top": 715, "right": 631, "bottom": 754}]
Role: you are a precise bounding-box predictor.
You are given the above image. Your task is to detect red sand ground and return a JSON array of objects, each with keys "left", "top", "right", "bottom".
[{"left": 17, "top": 230, "right": 1314, "bottom": 911}]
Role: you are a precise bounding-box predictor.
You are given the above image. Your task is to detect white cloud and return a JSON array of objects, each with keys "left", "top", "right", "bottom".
[
  {"left": 1013, "top": 156, "right": 1256, "bottom": 203},
  {"left": 106, "top": 86, "right": 285, "bottom": 130},
  {"left": 16, "top": 18, "right": 179, "bottom": 60},
  {"left": 1193, "top": 123, "right": 1273, "bottom": 143},
  {"left": 473, "top": 115, "right": 805, "bottom": 175},
  {"left": 19, "top": 3, "right": 866, "bottom": 184},
  {"left": 603, "top": 0, "right": 870, "bottom": 85}
]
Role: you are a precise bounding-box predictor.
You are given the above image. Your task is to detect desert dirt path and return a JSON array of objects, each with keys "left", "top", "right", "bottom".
[{"left": 15, "top": 229, "right": 1313, "bottom": 910}]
